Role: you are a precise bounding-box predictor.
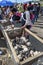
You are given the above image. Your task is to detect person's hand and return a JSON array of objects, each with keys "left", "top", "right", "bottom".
[{"left": 21, "top": 26, "right": 25, "bottom": 29}]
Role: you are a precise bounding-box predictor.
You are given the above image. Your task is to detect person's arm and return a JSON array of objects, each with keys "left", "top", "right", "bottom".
[
  {"left": 21, "top": 24, "right": 26, "bottom": 29},
  {"left": 21, "top": 18, "right": 26, "bottom": 29},
  {"left": 21, "top": 11, "right": 30, "bottom": 29}
]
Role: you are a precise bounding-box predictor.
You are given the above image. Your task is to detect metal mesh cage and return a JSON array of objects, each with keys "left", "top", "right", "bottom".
[{"left": 7, "top": 28, "right": 23, "bottom": 39}]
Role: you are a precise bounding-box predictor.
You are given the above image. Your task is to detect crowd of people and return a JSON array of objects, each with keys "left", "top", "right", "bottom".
[
  {"left": 0, "top": 2, "right": 41, "bottom": 29},
  {"left": 0, "top": 2, "right": 41, "bottom": 38}
]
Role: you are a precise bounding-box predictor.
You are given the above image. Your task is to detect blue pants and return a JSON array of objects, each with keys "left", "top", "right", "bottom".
[
  {"left": 31, "top": 18, "right": 35, "bottom": 24},
  {"left": 34, "top": 12, "right": 39, "bottom": 22}
]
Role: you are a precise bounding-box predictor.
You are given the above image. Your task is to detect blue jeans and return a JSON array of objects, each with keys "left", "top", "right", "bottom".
[{"left": 34, "top": 13, "right": 39, "bottom": 22}]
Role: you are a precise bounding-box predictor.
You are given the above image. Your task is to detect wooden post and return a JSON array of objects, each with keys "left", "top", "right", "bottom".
[{"left": 25, "top": 28, "right": 43, "bottom": 44}]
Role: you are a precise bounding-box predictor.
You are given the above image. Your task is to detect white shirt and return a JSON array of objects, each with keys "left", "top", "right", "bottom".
[
  {"left": 25, "top": 11, "right": 32, "bottom": 26},
  {"left": 10, "top": 15, "right": 13, "bottom": 23}
]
